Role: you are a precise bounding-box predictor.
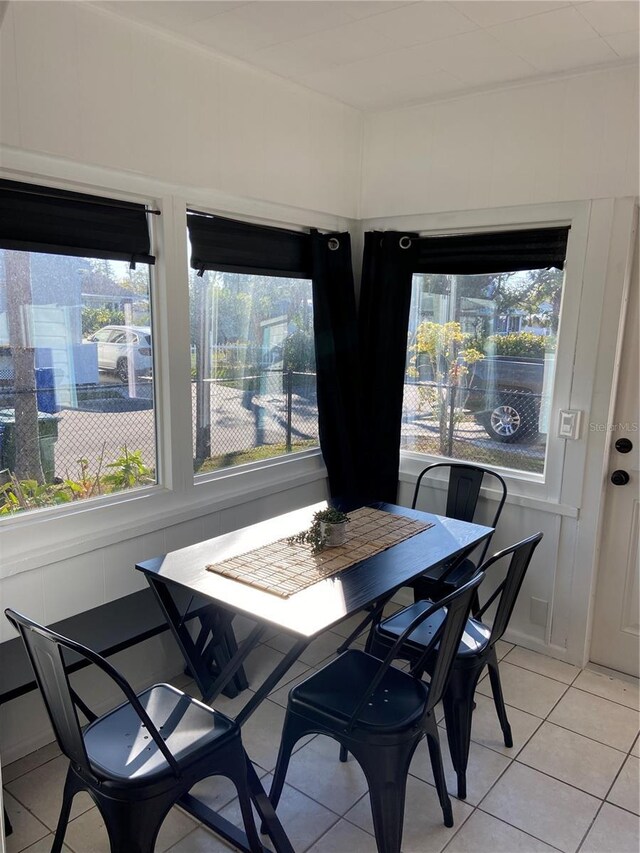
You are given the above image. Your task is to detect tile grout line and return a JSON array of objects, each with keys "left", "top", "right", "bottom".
[
  {"left": 5, "top": 641, "right": 638, "bottom": 853},
  {"left": 531, "top": 716, "right": 638, "bottom": 755},
  {"left": 492, "top": 653, "right": 640, "bottom": 711},
  {"left": 569, "top": 682, "right": 640, "bottom": 712},
  {"left": 469, "top": 670, "right": 607, "bottom": 852}
]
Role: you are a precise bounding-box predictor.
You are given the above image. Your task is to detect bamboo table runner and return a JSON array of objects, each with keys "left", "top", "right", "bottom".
[{"left": 205, "top": 507, "right": 433, "bottom": 598}]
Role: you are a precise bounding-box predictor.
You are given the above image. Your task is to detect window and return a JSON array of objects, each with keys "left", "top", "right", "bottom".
[
  {"left": 402, "top": 265, "right": 565, "bottom": 474},
  {"left": 186, "top": 211, "right": 323, "bottom": 476},
  {"left": 0, "top": 180, "right": 157, "bottom": 516},
  {"left": 189, "top": 267, "right": 318, "bottom": 474}
]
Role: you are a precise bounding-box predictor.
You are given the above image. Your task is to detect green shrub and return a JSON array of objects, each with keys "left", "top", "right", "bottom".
[
  {"left": 486, "top": 332, "right": 555, "bottom": 358},
  {"left": 283, "top": 329, "right": 315, "bottom": 373},
  {"left": 82, "top": 307, "right": 125, "bottom": 337}
]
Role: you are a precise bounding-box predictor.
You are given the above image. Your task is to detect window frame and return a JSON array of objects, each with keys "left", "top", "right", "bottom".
[
  {"left": 0, "top": 168, "right": 342, "bottom": 580},
  {"left": 362, "top": 200, "right": 591, "bottom": 510},
  {"left": 0, "top": 179, "right": 164, "bottom": 526},
  {"left": 185, "top": 204, "right": 322, "bottom": 485}
]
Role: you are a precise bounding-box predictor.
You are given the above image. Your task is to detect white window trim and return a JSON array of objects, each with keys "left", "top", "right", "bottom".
[
  {"left": 361, "top": 199, "right": 592, "bottom": 509},
  {"left": 183, "top": 198, "right": 323, "bottom": 486},
  {"left": 0, "top": 156, "right": 347, "bottom": 578}
]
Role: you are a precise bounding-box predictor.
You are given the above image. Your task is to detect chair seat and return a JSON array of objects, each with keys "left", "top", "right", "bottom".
[
  {"left": 289, "top": 650, "right": 429, "bottom": 733},
  {"left": 412, "top": 558, "right": 477, "bottom": 599},
  {"left": 84, "top": 684, "right": 237, "bottom": 783},
  {"left": 379, "top": 603, "right": 491, "bottom": 660}
]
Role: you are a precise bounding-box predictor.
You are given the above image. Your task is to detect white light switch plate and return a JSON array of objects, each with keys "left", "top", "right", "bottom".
[{"left": 558, "top": 409, "right": 582, "bottom": 440}]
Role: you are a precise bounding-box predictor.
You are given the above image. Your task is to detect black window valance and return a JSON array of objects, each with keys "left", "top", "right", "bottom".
[
  {"left": 0, "top": 179, "right": 155, "bottom": 265},
  {"left": 414, "top": 226, "right": 570, "bottom": 275},
  {"left": 187, "top": 211, "right": 312, "bottom": 278}
]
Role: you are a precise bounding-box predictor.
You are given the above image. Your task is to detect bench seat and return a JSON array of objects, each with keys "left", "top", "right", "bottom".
[{"left": 0, "top": 588, "right": 170, "bottom": 705}]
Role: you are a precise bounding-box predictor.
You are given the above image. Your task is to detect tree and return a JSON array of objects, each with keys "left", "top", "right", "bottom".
[
  {"left": 411, "top": 321, "right": 484, "bottom": 457},
  {"left": 4, "top": 251, "right": 45, "bottom": 484}
]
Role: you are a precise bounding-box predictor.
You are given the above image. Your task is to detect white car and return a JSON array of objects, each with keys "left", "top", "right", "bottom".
[{"left": 86, "top": 325, "right": 153, "bottom": 381}]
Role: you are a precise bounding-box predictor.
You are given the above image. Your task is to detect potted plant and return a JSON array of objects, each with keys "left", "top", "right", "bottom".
[{"left": 289, "top": 507, "right": 350, "bottom": 553}]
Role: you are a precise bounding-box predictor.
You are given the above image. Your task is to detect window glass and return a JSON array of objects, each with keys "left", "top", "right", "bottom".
[
  {"left": 189, "top": 267, "right": 318, "bottom": 474},
  {"left": 402, "top": 267, "right": 565, "bottom": 474},
  {"left": 0, "top": 250, "right": 156, "bottom": 515}
]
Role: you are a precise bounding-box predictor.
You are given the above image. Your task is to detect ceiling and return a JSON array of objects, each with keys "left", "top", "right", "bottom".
[{"left": 93, "top": 0, "right": 640, "bottom": 110}]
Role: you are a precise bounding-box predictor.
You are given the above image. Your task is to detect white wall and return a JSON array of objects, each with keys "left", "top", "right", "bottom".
[
  {"left": 0, "top": 1, "right": 362, "bottom": 218},
  {"left": 0, "top": 1, "right": 638, "bottom": 766},
  {"left": 0, "top": 0, "right": 355, "bottom": 763},
  {"left": 360, "top": 67, "right": 639, "bottom": 672},
  {"left": 361, "top": 65, "right": 638, "bottom": 217}
]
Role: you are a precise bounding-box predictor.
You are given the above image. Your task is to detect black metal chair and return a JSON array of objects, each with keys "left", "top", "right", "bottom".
[
  {"left": 408, "top": 462, "right": 507, "bottom": 604},
  {"left": 268, "top": 572, "right": 485, "bottom": 853},
  {"left": 372, "top": 532, "right": 543, "bottom": 800},
  {"left": 4, "top": 608, "right": 268, "bottom": 853}
]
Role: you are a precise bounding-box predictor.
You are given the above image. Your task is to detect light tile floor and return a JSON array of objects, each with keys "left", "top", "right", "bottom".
[{"left": 3, "top": 621, "right": 639, "bottom": 853}]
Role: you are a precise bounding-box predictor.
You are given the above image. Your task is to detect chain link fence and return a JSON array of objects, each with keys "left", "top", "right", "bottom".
[
  {"left": 193, "top": 370, "right": 319, "bottom": 472},
  {"left": 0, "top": 380, "right": 156, "bottom": 487},
  {"left": 2, "top": 371, "right": 545, "bottom": 496},
  {"left": 402, "top": 381, "right": 546, "bottom": 473}
]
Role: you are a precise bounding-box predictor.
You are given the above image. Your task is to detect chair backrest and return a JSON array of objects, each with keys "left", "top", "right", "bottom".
[
  {"left": 411, "top": 462, "right": 508, "bottom": 563},
  {"left": 4, "top": 609, "right": 180, "bottom": 777},
  {"left": 475, "top": 532, "right": 543, "bottom": 645},
  {"left": 346, "top": 572, "right": 484, "bottom": 729},
  {"left": 5, "top": 609, "right": 91, "bottom": 771},
  {"left": 411, "top": 572, "right": 484, "bottom": 711}
]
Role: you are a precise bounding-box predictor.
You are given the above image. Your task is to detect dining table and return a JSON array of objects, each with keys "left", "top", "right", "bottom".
[{"left": 136, "top": 500, "right": 493, "bottom": 852}]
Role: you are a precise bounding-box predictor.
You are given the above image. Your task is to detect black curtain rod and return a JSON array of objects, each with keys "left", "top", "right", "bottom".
[{"left": 1, "top": 184, "right": 161, "bottom": 215}]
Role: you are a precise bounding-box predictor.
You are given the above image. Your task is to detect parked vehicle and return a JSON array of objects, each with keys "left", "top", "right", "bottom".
[
  {"left": 466, "top": 356, "right": 545, "bottom": 443},
  {"left": 85, "top": 325, "right": 152, "bottom": 381}
]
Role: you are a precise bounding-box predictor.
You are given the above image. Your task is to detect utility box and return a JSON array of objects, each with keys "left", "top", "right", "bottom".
[{"left": 0, "top": 409, "right": 60, "bottom": 483}]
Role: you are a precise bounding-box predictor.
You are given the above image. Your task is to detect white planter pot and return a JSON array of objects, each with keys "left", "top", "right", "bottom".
[{"left": 320, "top": 521, "right": 348, "bottom": 547}]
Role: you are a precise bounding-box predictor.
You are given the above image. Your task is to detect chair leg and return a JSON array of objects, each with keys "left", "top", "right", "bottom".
[
  {"left": 269, "top": 712, "right": 308, "bottom": 813},
  {"left": 487, "top": 649, "right": 513, "bottom": 748},
  {"left": 424, "top": 724, "right": 453, "bottom": 827},
  {"left": 51, "top": 767, "right": 83, "bottom": 853},
  {"left": 246, "top": 759, "right": 294, "bottom": 853},
  {"left": 233, "top": 766, "right": 264, "bottom": 853},
  {"left": 349, "top": 740, "right": 416, "bottom": 853},
  {"left": 99, "top": 795, "right": 174, "bottom": 853},
  {"left": 442, "top": 667, "right": 482, "bottom": 800}
]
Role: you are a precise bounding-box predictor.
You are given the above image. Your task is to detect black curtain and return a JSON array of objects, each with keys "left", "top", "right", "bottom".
[
  {"left": 311, "top": 230, "right": 362, "bottom": 507},
  {"left": 0, "top": 179, "right": 155, "bottom": 264},
  {"left": 359, "top": 231, "right": 418, "bottom": 503},
  {"left": 359, "top": 225, "right": 570, "bottom": 503}
]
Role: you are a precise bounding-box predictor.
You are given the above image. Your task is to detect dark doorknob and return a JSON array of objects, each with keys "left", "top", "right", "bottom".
[
  {"left": 611, "top": 470, "right": 630, "bottom": 486},
  {"left": 615, "top": 438, "right": 633, "bottom": 454}
]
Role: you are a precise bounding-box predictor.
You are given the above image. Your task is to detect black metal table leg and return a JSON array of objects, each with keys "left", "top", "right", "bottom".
[
  {"left": 178, "top": 754, "right": 294, "bottom": 853},
  {"left": 147, "top": 578, "right": 250, "bottom": 700}
]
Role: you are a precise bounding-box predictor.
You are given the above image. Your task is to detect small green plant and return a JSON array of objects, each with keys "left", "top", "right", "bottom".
[
  {"left": 0, "top": 473, "right": 71, "bottom": 514},
  {"left": 0, "top": 446, "right": 155, "bottom": 515},
  {"left": 103, "top": 446, "right": 154, "bottom": 490},
  {"left": 288, "top": 507, "right": 350, "bottom": 554},
  {"left": 62, "top": 453, "right": 104, "bottom": 501}
]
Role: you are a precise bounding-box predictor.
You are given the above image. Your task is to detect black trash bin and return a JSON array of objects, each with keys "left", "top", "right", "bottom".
[{"left": 0, "top": 409, "right": 60, "bottom": 483}]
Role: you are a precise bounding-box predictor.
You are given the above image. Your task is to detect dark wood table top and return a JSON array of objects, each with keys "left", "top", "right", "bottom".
[{"left": 136, "top": 501, "right": 493, "bottom": 638}]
